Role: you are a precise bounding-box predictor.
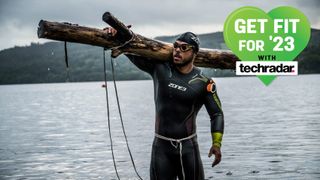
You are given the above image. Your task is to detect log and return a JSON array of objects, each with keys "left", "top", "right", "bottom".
[{"left": 38, "top": 12, "right": 239, "bottom": 69}]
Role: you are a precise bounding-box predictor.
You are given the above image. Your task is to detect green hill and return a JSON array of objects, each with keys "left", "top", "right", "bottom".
[{"left": 0, "top": 29, "right": 319, "bottom": 84}]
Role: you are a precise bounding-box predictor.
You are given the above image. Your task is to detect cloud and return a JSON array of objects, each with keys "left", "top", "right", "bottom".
[{"left": 0, "top": 0, "right": 319, "bottom": 50}]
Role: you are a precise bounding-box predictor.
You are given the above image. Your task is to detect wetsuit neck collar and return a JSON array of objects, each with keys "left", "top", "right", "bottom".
[{"left": 174, "top": 64, "right": 195, "bottom": 75}]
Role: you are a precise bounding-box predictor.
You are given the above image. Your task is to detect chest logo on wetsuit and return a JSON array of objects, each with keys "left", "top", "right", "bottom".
[{"left": 168, "top": 83, "right": 187, "bottom": 91}]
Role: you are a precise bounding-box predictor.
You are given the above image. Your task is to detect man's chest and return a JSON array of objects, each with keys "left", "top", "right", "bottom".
[{"left": 154, "top": 66, "right": 206, "bottom": 103}]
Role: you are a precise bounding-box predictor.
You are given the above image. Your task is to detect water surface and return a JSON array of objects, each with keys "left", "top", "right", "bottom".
[{"left": 0, "top": 75, "right": 319, "bottom": 179}]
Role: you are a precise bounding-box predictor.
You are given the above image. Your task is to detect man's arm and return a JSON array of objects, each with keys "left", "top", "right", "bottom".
[
  {"left": 125, "top": 54, "right": 155, "bottom": 75},
  {"left": 204, "top": 79, "right": 224, "bottom": 167},
  {"left": 103, "top": 26, "right": 156, "bottom": 75}
]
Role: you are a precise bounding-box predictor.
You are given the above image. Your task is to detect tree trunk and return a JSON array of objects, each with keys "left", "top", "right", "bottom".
[{"left": 38, "top": 12, "right": 239, "bottom": 69}]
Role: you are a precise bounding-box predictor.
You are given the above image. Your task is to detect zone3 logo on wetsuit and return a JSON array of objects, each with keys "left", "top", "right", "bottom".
[{"left": 168, "top": 82, "right": 187, "bottom": 91}]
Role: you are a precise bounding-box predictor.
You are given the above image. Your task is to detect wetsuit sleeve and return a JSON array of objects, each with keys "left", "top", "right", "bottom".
[
  {"left": 204, "top": 81, "right": 224, "bottom": 148},
  {"left": 125, "top": 54, "right": 155, "bottom": 75}
]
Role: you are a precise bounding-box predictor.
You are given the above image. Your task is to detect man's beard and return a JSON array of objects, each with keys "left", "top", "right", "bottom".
[{"left": 173, "top": 54, "right": 194, "bottom": 67}]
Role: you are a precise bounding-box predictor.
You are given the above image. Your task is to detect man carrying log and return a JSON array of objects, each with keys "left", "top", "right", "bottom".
[{"left": 105, "top": 27, "right": 224, "bottom": 180}]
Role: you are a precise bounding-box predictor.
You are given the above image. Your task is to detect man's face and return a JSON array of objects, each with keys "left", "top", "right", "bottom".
[{"left": 173, "top": 40, "right": 196, "bottom": 67}]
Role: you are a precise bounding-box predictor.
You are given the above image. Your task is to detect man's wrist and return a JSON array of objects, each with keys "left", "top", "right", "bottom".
[
  {"left": 211, "top": 132, "right": 223, "bottom": 148},
  {"left": 212, "top": 142, "right": 221, "bottom": 148}
]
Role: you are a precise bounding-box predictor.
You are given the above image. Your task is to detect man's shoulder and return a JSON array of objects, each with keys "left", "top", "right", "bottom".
[
  {"left": 190, "top": 67, "right": 219, "bottom": 93},
  {"left": 154, "top": 61, "right": 172, "bottom": 70},
  {"left": 188, "top": 68, "right": 211, "bottom": 85}
]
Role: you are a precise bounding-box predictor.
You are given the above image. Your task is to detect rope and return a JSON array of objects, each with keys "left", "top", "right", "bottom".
[
  {"left": 110, "top": 53, "right": 143, "bottom": 180},
  {"left": 155, "top": 133, "right": 197, "bottom": 180},
  {"left": 62, "top": 44, "right": 140, "bottom": 179},
  {"left": 103, "top": 49, "right": 143, "bottom": 180},
  {"left": 103, "top": 49, "right": 120, "bottom": 180},
  {"left": 64, "top": 41, "right": 70, "bottom": 82},
  {"left": 110, "top": 30, "right": 136, "bottom": 50}
]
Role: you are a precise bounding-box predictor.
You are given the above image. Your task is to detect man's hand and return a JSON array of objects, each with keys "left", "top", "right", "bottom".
[
  {"left": 103, "top": 25, "right": 132, "bottom": 37},
  {"left": 208, "top": 145, "right": 222, "bottom": 167}
]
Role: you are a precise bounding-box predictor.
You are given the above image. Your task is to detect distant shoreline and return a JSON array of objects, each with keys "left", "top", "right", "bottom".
[{"left": 1, "top": 73, "right": 319, "bottom": 86}]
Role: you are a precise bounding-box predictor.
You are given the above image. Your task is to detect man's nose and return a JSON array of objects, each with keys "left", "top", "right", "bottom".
[{"left": 174, "top": 46, "right": 181, "bottom": 52}]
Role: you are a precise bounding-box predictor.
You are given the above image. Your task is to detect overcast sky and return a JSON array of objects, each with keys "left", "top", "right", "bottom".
[{"left": 0, "top": 0, "right": 319, "bottom": 50}]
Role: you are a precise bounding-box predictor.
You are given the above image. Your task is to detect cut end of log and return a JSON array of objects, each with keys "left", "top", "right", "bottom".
[
  {"left": 37, "top": 20, "right": 45, "bottom": 38},
  {"left": 102, "top": 12, "right": 112, "bottom": 22},
  {"left": 102, "top": 11, "right": 132, "bottom": 42}
]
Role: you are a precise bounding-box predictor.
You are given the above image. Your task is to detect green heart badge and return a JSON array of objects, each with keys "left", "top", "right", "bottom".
[{"left": 224, "top": 6, "right": 311, "bottom": 85}]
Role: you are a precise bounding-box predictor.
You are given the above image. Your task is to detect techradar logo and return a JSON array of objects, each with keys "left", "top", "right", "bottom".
[{"left": 236, "top": 61, "right": 298, "bottom": 75}]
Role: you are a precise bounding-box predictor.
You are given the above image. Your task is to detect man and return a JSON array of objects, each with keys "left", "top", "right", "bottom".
[{"left": 105, "top": 27, "right": 224, "bottom": 180}]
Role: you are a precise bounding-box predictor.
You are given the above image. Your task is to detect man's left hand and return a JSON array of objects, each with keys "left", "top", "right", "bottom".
[{"left": 208, "top": 145, "right": 221, "bottom": 167}]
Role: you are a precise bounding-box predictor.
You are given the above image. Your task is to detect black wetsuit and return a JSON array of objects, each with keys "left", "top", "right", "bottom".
[{"left": 127, "top": 55, "right": 224, "bottom": 180}]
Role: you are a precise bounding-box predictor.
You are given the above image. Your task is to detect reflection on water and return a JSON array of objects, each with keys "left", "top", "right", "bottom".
[{"left": 0, "top": 75, "right": 319, "bottom": 179}]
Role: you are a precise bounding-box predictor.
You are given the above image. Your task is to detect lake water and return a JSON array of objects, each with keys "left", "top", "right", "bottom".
[{"left": 0, "top": 75, "right": 319, "bottom": 180}]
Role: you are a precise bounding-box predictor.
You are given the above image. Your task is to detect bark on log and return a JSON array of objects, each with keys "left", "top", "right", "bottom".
[{"left": 38, "top": 12, "right": 239, "bottom": 69}]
